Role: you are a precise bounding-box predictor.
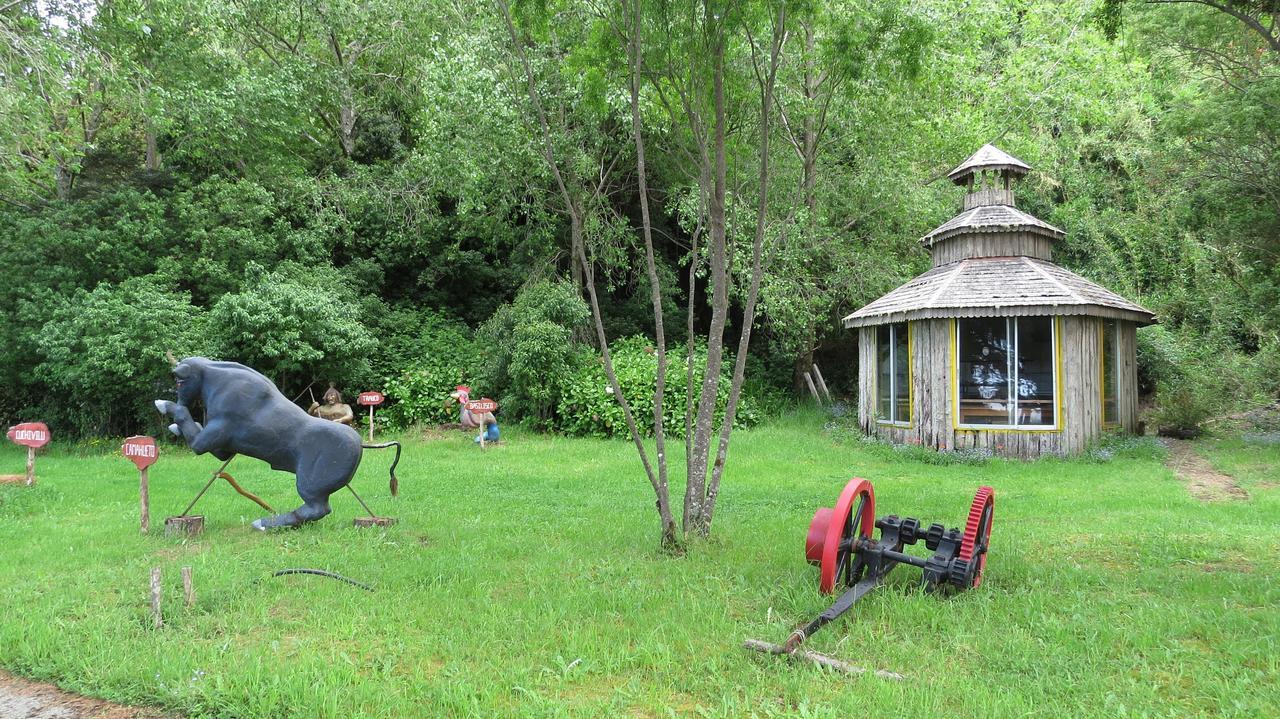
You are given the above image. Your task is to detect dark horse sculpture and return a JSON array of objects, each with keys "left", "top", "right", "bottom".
[{"left": 154, "top": 357, "right": 399, "bottom": 530}]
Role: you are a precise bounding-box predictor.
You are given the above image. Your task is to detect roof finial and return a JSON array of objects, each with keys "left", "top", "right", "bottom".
[{"left": 946, "top": 144, "right": 1031, "bottom": 186}]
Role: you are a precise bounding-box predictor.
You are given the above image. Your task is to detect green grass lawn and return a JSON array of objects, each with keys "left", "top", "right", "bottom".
[{"left": 0, "top": 413, "right": 1276, "bottom": 718}]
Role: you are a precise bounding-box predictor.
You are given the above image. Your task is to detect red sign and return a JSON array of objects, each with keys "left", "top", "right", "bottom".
[
  {"left": 6, "top": 422, "right": 50, "bottom": 449},
  {"left": 358, "top": 391, "right": 385, "bottom": 406},
  {"left": 122, "top": 436, "right": 159, "bottom": 470},
  {"left": 466, "top": 398, "right": 498, "bottom": 413}
]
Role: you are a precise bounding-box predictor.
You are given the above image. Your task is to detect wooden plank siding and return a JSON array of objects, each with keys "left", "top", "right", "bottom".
[
  {"left": 929, "top": 232, "right": 1054, "bottom": 267},
  {"left": 858, "top": 315, "right": 1141, "bottom": 458},
  {"left": 1118, "top": 322, "right": 1139, "bottom": 433}
]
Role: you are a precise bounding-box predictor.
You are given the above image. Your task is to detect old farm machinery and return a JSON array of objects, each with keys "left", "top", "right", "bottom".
[{"left": 746, "top": 478, "right": 994, "bottom": 673}]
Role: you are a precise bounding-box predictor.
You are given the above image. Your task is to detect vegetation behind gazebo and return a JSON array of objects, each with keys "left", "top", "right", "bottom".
[{"left": 844, "top": 145, "right": 1157, "bottom": 458}]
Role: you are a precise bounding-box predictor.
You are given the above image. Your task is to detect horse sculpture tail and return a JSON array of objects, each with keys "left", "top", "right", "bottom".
[{"left": 363, "top": 441, "right": 402, "bottom": 497}]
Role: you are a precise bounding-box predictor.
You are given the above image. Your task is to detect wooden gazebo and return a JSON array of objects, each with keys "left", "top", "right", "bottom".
[{"left": 844, "top": 144, "right": 1156, "bottom": 458}]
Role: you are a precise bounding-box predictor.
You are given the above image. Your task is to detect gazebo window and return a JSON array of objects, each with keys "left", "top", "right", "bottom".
[
  {"left": 1101, "top": 319, "right": 1118, "bottom": 426},
  {"left": 956, "top": 317, "right": 1056, "bottom": 428},
  {"left": 875, "top": 322, "right": 910, "bottom": 425}
]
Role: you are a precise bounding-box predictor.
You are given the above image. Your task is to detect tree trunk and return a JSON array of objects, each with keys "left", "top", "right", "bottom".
[
  {"left": 791, "top": 21, "right": 818, "bottom": 396},
  {"left": 628, "top": 0, "right": 670, "bottom": 510},
  {"left": 498, "top": 0, "right": 677, "bottom": 549},
  {"left": 684, "top": 26, "right": 729, "bottom": 535},
  {"left": 701, "top": 3, "right": 787, "bottom": 534},
  {"left": 145, "top": 124, "right": 162, "bottom": 171}
]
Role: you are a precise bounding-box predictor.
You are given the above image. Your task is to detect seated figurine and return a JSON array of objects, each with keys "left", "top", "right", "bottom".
[
  {"left": 309, "top": 384, "right": 354, "bottom": 425},
  {"left": 449, "top": 385, "right": 499, "bottom": 444}
]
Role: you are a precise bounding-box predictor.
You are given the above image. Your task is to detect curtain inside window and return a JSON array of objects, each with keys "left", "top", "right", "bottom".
[{"left": 893, "top": 324, "right": 909, "bottom": 423}]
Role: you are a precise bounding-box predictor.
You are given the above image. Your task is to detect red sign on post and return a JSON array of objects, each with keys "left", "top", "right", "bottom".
[
  {"left": 123, "top": 435, "right": 159, "bottom": 533},
  {"left": 122, "top": 436, "right": 159, "bottom": 470},
  {"left": 358, "top": 391, "right": 385, "bottom": 406},
  {"left": 6, "top": 422, "right": 50, "bottom": 449},
  {"left": 466, "top": 398, "right": 498, "bottom": 414}
]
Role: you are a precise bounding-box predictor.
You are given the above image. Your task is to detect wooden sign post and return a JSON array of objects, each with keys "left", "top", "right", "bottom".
[
  {"left": 465, "top": 398, "right": 498, "bottom": 449},
  {"left": 123, "top": 436, "right": 159, "bottom": 533},
  {"left": 6, "top": 422, "right": 50, "bottom": 486},
  {"left": 358, "top": 391, "right": 385, "bottom": 442}
]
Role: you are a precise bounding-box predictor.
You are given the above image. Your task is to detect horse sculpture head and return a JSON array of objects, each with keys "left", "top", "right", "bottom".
[{"left": 170, "top": 356, "right": 208, "bottom": 406}]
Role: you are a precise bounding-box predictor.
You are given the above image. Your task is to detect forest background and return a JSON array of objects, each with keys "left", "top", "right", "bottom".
[{"left": 0, "top": 0, "right": 1276, "bottom": 441}]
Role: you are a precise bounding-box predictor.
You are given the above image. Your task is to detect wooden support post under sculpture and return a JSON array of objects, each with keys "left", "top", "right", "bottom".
[{"left": 154, "top": 356, "right": 401, "bottom": 531}]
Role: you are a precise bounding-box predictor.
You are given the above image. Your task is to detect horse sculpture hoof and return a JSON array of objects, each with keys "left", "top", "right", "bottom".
[
  {"left": 168, "top": 423, "right": 181, "bottom": 437},
  {"left": 251, "top": 518, "right": 269, "bottom": 532},
  {"left": 155, "top": 399, "right": 173, "bottom": 414}
]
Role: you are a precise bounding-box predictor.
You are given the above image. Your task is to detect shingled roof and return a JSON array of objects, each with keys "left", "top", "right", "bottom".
[
  {"left": 921, "top": 204, "right": 1065, "bottom": 246},
  {"left": 947, "top": 143, "right": 1031, "bottom": 184},
  {"left": 842, "top": 256, "right": 1157, "bottom": 328}
]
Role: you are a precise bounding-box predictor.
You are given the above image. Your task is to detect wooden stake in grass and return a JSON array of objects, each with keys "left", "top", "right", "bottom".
[
  {"left": 812, "top": 364, "right": 833, "bottom": 404},
  {"left": 25, "top": 446, "right": 34, "bottom": 486},
  {"left": 181, "top": 566, "right": 194, "bottom": 608},
  {"left": 149, "top": 568, "right": 163, "bottom": 629},
  {"left": 804, "top": 372, "right": 822, "bottom": 405}
]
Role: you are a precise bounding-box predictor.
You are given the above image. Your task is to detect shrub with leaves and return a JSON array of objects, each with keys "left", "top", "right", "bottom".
[
  {"left": 34, "top": 277, "right": 207, "bottom": 437},
  {"left": 477, "top": 281, "right": 590, "bottom": 424},
  {"left": 380, "top": 315, "right": 478, "bottom": 430},
  {"left": 205, "top": 263, "right": 374, "bottom": 392},
  {"left": 555, "top": 336, "right": 760, "bottom": 439}
]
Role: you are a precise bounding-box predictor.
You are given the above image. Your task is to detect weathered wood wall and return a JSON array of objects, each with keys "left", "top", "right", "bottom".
[
  {"left": 857, "top": 316, "right": 1141, "bottom": 458},
  {"left": 929, "top": 232, "right": 1054, "bottom": 267}
]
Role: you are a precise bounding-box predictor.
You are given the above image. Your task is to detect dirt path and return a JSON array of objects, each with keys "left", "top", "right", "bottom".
[
  {"left": 1165, "top": 439, "right": 1248, "bottom": 501},
  {"left": 0, "top": 670, "right": 170, "bottom": 719}
]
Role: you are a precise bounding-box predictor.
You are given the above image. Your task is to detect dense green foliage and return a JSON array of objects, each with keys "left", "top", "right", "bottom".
[
  {"left": 0, "top": 0, "right": 1277, "bottom": 437},
  {"left": 557, "top": 336, "right": 761, "bottom": 438},
  {"left": 0, "top": 414, "right": 1276, "bottom": 716}
]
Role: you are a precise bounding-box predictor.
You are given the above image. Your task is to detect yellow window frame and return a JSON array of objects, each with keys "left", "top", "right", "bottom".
[{"left": 949, "top": 316, "right": 1064, "bottom": 433}]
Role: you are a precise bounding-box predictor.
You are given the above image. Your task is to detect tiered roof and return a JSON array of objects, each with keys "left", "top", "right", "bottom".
[
  {"left": 946, "top": 143, "right": 1031, "bottom": 184},
  {"left": 844, "top": 143, "right": 1156, "bottom": 328},
  {"left": 843, "top": 256, "right": 1155, "bottom": 327},
  {"left": 921, "top": 204, "right": 1064, "bottom": 246}
]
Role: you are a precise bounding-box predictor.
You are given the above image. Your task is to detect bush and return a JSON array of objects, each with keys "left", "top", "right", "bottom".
[
  {"left": 33, "top": 277, "right": 208, "bottom": 437},
  {"left": 477, "top": 281, "right": 590, "bottom": 425},
  {"left": 380, "top": 315, "right": 478, "bottom": 430},
  {"left": 205, "top": 263, "right": 375, "bottom": 392},
  {"left": 555, "top": 336, "right": 761, "bottom": 439}
]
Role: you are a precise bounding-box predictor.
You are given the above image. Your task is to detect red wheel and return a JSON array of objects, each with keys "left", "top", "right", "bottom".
[
  {"left": 959, "top": 486, "right": 995, "bottom": 588},
  {"left": 817, "top": 478, "right": 876, "bottom": 594},
  {"left": 805, "top": 508, "right": 832, "bottom": 565}
]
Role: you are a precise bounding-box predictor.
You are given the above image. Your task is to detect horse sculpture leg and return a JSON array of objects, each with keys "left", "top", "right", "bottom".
[
  {"left": 251, "top": 444, "right": 362, "bottom": 531},
  {"left": 155, "top": 400, "right": 202, "bottom": 442}
]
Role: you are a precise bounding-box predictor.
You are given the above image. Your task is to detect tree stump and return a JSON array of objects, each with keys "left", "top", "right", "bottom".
[
  {"left": 164, "top": 515, "right": 205, "bottom": 537},
  {"left": 353, "top": 516, "right": 397, "bottom": 528}
]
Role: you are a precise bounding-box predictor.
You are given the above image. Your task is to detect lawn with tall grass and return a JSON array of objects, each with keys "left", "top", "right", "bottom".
[{"left": 0, "top": 412, "right": 1276, "bottom": 717}]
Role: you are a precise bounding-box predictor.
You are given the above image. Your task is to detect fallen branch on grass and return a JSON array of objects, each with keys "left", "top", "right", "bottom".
[{"left": 742, "top": 639, "right": 905, "bottom": 681}]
